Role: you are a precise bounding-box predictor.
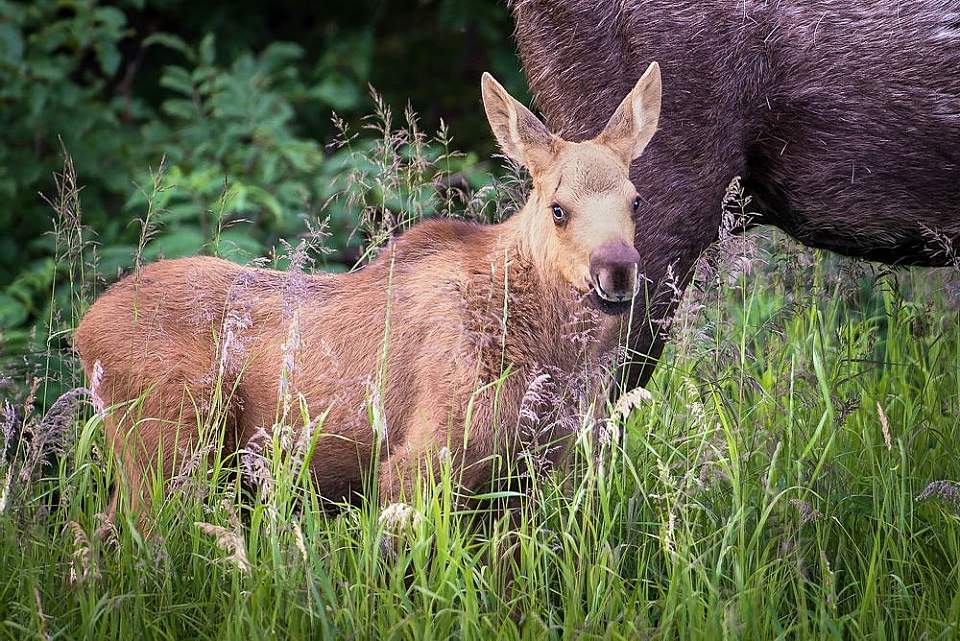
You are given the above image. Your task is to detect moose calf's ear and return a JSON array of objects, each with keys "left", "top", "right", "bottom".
[
  {"left": 481, "top": 72, "right": 556, "bottom": 174},
  {"left": 595, "top": 61, "right": 662, "bottom": 166}
]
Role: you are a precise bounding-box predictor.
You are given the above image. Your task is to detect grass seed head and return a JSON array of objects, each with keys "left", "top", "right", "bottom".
[
  {"left": 916, "top": 480, "right": 960, "bottom": 505},
  {"left": 196, "top": 520, "right": 250, "bottom": 573}
]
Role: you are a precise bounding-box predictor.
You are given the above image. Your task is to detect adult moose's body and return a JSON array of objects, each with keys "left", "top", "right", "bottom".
[{"left": 511, "top": 0, "right": 960, "bottom": 388}]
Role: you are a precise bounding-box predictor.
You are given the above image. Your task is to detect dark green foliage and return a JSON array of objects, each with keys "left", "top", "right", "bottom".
[{"left": 0, "top": 0, "right": 521, "bottom": 375}]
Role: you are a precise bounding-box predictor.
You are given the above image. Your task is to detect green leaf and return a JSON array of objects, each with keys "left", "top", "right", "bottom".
[
  {"left": 214, "top": 227, "right": 264, "bottom": 262},
  {"left": 0, "top": 292, "right": 28, "bottom": 328},
  {"left": 143, "top": 227, "right": 205, "bottom": 261},
  {"left": 0, "top": 22, "right": 23, "bottom": 63},
  {"left": 159, "top": 66, "right": 195, "bottom": 97},
  {"left": 198, "top": 33, "right": 216, "bottom": 66},
  {"left": 97, "top": 245, "right": 137, "bottom": 278},
  {"left": 143, "top": 32, "right": 193, "bottom": 61},
  {"left": 312, "top": 76, "right": 363, "bottom": 111},
  {"left": 246, "top": 186, "right": 285, "bottom": 221},
  {"left": 261, "top": 42, "right": 304, "bottom": 66},
  {"left": 95, "top": 42, "right": 121, "bottom": 75},
  {"left": 93, "top": 6, "right": 127, "bottom": 34},
  {"left": 161, "top": 98, "right": 199, "bottom": 120}
]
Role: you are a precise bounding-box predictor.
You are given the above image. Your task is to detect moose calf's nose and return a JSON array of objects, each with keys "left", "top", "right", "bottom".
[{"left": 589, "top": 241, "right": 641, "bottom": 303}]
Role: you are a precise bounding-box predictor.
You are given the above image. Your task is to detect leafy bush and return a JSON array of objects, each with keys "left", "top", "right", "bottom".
[{"left": 0, "top": 0, "right": 519, "bottom": 385}]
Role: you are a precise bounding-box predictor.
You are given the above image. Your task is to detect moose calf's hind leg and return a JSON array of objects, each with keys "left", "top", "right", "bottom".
[
  {"left": 103, "top": 383, "right": 211, "bottom": 536},
  {"left": 103, "top": 414, "right": 167, "bottom": 536}
]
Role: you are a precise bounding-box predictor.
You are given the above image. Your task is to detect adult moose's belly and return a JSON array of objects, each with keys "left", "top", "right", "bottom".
[
  {"left": 749, "top": 4, "right": 960, "bottom": 266},
  {"left": 749, "top": 104, "right": 960, "bottom": 267}
]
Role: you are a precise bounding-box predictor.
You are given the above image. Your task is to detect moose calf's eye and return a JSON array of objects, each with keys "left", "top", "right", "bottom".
[
  {"left": 551, "top": 204, "right": 567, "bottom": 225},
  {"left": 632, "top": 196, "right": 641, "bottom": 212}
]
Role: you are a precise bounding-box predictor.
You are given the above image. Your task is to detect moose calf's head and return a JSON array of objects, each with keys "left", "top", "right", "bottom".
[{"left": 481, "top": 62, "right": 661, "bottom": 314}]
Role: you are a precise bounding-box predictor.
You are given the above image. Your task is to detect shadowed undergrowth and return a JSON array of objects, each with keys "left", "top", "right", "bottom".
[{"left": 0, "top": 120, "right": 958, "bottom": 640}]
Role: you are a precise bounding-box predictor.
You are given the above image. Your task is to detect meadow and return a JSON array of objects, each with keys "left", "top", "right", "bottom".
[{"left": 0, "top": 99, "right": 959, "bottom": 640}]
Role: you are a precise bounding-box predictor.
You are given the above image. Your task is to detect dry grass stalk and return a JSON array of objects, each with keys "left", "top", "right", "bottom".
[
  {"left": 610, "top": 386, "right": 653, "bottom": 422},
  {"left": 876, "top": 402, "right": 892, "bottom": 450},
  {"left": 195, "top": 519, "right": 250, "bottom": 573},
  {"left": 916, "top": 480, "right": 960, "bottom": 505},
  {"left": 378, "top": 502, "right": 422, "bottom": 558},
  {"left": 789, "top": 499, "right": 823, "bottom": 526},
  {"left": 66, "top": 521, "right": 100, "bottom": 586}
]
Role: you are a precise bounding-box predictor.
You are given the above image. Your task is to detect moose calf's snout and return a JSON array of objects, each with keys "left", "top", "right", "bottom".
[{"left": 589, "top": 241, "right": 641, "bottom": 303}]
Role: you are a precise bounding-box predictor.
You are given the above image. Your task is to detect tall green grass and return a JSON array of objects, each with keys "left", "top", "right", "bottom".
[{"left": 1, "top": 135, "right": 958, "bottom": 640}]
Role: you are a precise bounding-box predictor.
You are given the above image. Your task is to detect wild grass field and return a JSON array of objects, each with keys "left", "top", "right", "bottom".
[{"left": 0, "top": 111, "right": 959, "bottom": 641}]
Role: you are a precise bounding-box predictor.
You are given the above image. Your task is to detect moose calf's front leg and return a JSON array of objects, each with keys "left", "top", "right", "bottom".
[
  {"left": 378, "top": 442, "right": 426, "bottom": 506},
  {"left": 377, "top": 430, "right": 494, "bottom": 506},
  {"left": 376, "top": 432, "right": 495, "bottom": 557}
]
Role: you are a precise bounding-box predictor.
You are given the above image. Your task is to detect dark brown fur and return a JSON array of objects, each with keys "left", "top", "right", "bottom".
[{"left": 511, "top": 0, "right": 960, "bottom": 387}]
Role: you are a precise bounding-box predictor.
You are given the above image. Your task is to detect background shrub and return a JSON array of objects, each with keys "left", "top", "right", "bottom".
[{"left": 0, "top": 0, "right": 523, "bottom": 385}]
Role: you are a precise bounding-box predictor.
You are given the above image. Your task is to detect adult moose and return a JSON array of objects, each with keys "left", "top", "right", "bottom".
[{"left": 511, "top": 0, "right": 960, "bottom": 389}]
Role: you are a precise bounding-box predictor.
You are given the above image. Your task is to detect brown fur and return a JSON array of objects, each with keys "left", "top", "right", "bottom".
[{"left": 75, "top": 68, "right": 662, "bottom": 527}]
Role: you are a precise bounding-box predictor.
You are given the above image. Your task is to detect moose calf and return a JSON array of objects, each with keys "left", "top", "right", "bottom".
[{"left": 76, "top": 63, "right": 662, "bottom": 527}]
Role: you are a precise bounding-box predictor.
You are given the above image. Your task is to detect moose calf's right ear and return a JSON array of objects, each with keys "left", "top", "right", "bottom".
[{"left": 481, "top": 72, "right": 556, "bottom": 174}]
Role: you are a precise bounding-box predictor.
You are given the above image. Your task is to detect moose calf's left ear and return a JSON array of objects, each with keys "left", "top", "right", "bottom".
[{"left": 594, "top": 61, "right": 662, "bottom": 166}]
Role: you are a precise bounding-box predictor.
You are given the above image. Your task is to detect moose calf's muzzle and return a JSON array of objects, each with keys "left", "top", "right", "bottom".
[{"left": 589, "top": 241, "right": 641, "bottom": 304}]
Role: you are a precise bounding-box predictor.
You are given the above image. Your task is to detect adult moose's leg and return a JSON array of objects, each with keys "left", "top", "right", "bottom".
[
  {"left": 617, "top": 193, "right": 729, "bottom": 394},
  {"left": 510, "top": 2, "right": 751, "bottom": 396}
]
